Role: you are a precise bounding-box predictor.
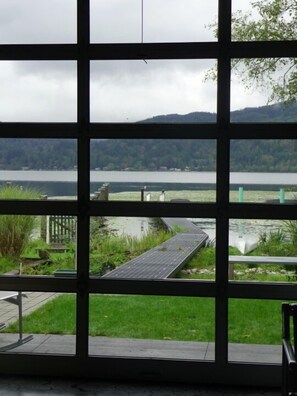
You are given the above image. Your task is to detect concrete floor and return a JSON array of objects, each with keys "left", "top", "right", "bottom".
[{"left": 0, "top": 376, "right": 281, "bottom": 396}]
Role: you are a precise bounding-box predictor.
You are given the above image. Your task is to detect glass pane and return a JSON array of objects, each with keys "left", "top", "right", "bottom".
[
  {"left": 0, "top": 139, "right": 77, "bottom": 198},
  {"left": 230, "top": 140, "right": 297, "bottom": 203},
  {"left": 89, "top": 294, "right": 215, "bottom": 360},
  {"left": 232, "top": 0, "right": 296, "bottom": 41},
  {"left": 228, "top": 299, "right": 282, "bottom": 364},
  {"left": 231, "top": 58, "right": 297, "bottom": 118},
  {"left": 91, "top": 0, "right": 218, "bottom": 43},
  {"left": 90, "top": 139, "right": 216, "bottom": 202},
  {"left": 0, "top": 0, "right": 76, "bottom": 44},
  {"left": 229, "top": 219, "right": 297, "bottom": 283},
  {"left": 0, "top": 215, "right": 77, "bottom": 278},
  {"left": 0, "top": 291, "right": 75, "bottom": 355},
  {"left": 89, "top": 216, "right": 215, "bottom": 281},
  {"left": 90, "top": 60, "right": 217, "bottom": 122},
  {"left": 0, "top": 61, "right": 77, "bottom": 122}
]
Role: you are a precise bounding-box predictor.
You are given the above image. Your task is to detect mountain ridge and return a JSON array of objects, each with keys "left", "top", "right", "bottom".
[{"left": 0, "top": 103, "right": 296, "bottom": 172}]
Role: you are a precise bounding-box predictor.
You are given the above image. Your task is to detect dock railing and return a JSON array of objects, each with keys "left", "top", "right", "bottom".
[{"left": 228, "top": 255, "right": 297, "bottom": 280}]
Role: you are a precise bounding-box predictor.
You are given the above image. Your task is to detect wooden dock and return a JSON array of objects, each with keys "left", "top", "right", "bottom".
[{"left": 103, "top": 218, "right": 208, "bottom": 280}]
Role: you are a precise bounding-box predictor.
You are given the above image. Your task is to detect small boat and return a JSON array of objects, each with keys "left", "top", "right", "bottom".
[{"left": 234, "top": 235, "right": 258, "bottom": 254}]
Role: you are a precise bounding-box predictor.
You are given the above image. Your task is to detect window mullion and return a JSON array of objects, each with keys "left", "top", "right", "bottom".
[
  {"left": 76, "top": 0, "right": 90, "bottom": 360},
  {"left": 215, "top": 0, "right": 232, "bottom": 367}
]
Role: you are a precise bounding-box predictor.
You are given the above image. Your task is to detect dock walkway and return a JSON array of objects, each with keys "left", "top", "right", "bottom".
[{"left": 103, "top": 218, "right": 208, "bottom": 280}]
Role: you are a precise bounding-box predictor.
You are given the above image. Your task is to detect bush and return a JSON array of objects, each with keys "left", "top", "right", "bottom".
[
  {"left": 283, "top": 220, "right": 297, "bottom": 245},
  {"left": 257, "top": 229, "right": 289, "bottom": 256},
  {"left": 0, "top": 185, "right": 40, "bottom": 259}
]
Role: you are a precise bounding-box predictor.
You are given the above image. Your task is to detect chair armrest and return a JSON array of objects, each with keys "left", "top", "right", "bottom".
[{"left": 283, "top": 339, "right": 297, "bottom": 368}]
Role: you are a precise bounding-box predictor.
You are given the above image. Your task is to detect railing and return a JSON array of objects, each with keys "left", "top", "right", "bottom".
[
  {"left": 229, "top": 256, "right": 297, "bottom": 280},
  {"left": 47, "top": 215, "right": 76, "bottom": 245}
]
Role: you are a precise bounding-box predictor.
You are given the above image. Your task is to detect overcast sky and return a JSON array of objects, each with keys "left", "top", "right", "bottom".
[{"left": 0, "top": 0, "right": 268, "bottom": 123}]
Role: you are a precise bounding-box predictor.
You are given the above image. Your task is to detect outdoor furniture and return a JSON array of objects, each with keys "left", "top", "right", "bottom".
[
  {"left": 282, "top": 303, "right": 297, "bottom": 396},
  {"left": 0, "top": 291, "right": 33, "bottom": 352}
]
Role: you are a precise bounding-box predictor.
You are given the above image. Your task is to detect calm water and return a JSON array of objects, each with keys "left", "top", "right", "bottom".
[
  {"left": 0, "top": 170, "right": 296, "bottom": 196},
  {"left": 0, "top": 170, "right": 287, "bottom": 244}
]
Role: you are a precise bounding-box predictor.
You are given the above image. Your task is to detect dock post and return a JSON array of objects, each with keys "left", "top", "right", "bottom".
[
  {"left": 239, "top": 187, "right": 244, "bottom": 203},
  {"left": 279, "top": 188, "right": 285, "bottom": 204},
  {"left": 141, "top": 186, "right": 146, "bottom": 202}
]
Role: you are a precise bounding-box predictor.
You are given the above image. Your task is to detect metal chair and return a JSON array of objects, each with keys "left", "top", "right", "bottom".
[{"left": 282, "top": 303, "right": 297, "bottom": 396}]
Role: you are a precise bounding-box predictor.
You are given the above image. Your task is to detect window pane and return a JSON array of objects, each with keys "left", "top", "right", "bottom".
[
  {"left": 90, "top": 139, "right": 216, "bottom": 202},
  {"left": 231, "top": 58, "right": 297, "bottom": 118},
  {"left": 228, "top": 299, "right": 282, "bottom": 364},
  {"left": 90, "top": 60, "right": 217, "bottom": 122},
  {"left": 229, "top": 218, "right": 297, "bottom": 283},
  {"left": 0, "top": 215, "right": 77, "bottom": 278},
  {"left": 0, "top": 0, "right": 76, "bottom": 44},
  {"left": 0, "top": 139, "right": 77, "bottom": 198},
  {"left": 0, "top": 62, "right": 77, "bottom": 122},
  {"left": 230, "top": 140, "right": 297, "bottom": 203},
  {"left": 89, "top": 216, "right": 215, "bottom": 282},
  {"left": 89, "top": 294, "right": 215, "bottom": 360},
  {"left": 232, "top": 0, "right": 296, "bottom": 41},
  {"left": 91, "top": 0, "right": 218, "bottom": 43},
  {"left": 0, "top": 291, "right": 76, "bottom": 355}
]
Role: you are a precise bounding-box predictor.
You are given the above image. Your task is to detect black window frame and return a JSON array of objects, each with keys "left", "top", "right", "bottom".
[{"left": 0, "top": 0, "right": 296, "bottom": 386}]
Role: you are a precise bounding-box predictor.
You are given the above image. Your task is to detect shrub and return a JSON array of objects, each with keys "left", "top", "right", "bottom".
[
  {"left": 0, "top": 185, "right": 40, "bottom": 259},
  {"left": 257, "top": 229, "right": 288, "bottom": 256}
]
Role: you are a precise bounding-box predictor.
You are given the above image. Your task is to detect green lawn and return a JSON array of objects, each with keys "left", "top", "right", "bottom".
[{"left": 5, "top": 294, "right": 285, "bottom": 345}]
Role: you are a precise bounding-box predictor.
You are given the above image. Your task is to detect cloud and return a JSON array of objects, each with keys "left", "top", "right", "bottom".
[
  {"left": 90, "top": 0, "right": 218, "bottom": 43},
  {"left": 90, "top": 60, "right": 217, "bottom": 122},
  {"left": 0, "top": 0, "right": 76, "bottom": 44},
  {"left": 0, "top": 61, "right": 76, "bottom": 122},
  {"left": 0, "top": 0, "right": 268, "bottom": 122}
]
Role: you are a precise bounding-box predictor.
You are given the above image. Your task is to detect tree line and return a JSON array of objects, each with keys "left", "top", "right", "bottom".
[
  {"left": 0, "top": 103, "right": 296, "bottom": 172},
  {"left": 0, "top": 138, "right": 296, "bottom": 172}
]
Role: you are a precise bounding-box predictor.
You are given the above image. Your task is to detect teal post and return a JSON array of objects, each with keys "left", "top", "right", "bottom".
[
  {"left": 279, "top": 188, "right": 285, "bottom": 204},
  {"left": 239, "top": 187, "right": 244, "bottom": 203}
]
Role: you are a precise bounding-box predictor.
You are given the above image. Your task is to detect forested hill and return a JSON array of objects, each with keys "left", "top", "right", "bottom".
[
  {"left": 141, "top": 102, "right": 297, "bottom": 123},
  {"left": 0, "top": 103, "right": 297, "bottom": 172}
]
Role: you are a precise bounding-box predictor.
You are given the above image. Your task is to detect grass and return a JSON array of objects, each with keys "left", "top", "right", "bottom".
[
  {"left": 178, "top": 246, "right": 241, "bottom": 280},
  {"left": 229, "top": 299, "right": 284, "bottom": 344},
  {"left": 0, "top": 257, "right": 20, "bottom": 274},
  {"left": 171, "top": 224, "right": 188, "bottom": 233},
  {"left": 4, "top": 294, "right": 287, "bottom": 345},
  {"left": 1, "top": 190, "right": 296, "bottom": 344},
  {"left": 6, "top": 225, "right": 172, "bottom": 276},
  {"left": 6, "top": 294, "right": 76, "bottom": 335}
]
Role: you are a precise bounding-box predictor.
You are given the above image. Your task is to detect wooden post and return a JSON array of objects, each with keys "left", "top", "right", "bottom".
[
  {"left": 160, "top": 190, "right": 165, "bottom": 202},
  {"left": 141, "top": 186, "right": 146, "bottom": 201},
  {"left": 40, "top": 195, "right": 48, "bottom": 242}
]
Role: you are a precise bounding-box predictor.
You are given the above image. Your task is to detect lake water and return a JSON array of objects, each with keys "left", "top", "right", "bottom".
[
  {"left": 0, "top": 170, "right": 296, "bottom": 196},
  {"left": 0, "top": 169, "right": 289, "bottom": 246}
]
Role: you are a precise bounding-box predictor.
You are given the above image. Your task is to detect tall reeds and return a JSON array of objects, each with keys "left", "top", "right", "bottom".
[{"left": 0, "top": 185, "right": 39, "bottom": 259}]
